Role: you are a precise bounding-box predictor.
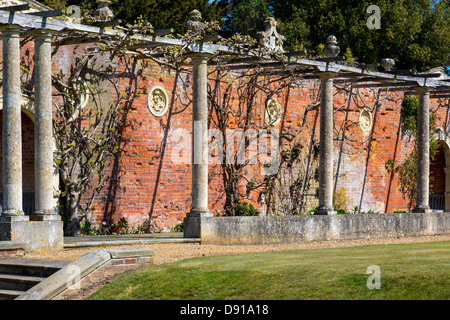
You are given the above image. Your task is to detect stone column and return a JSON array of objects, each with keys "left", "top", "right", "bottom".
[
  {"left": 316, "top": 72, "right": 336, "bottom": 215},
  {"left": 184, "top": 53, "right": 212, "bottom": 238},
  {"left": 31, "top": 30, "right": 58, "bottom": 221},
  {"left": 1, "top": 25, "right": 25, "bottom": 219},
  {"left": 413, "top": 87, "right": 432, "bottom": 213}
]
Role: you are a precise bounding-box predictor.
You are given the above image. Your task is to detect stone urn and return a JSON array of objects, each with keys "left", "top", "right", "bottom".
[
  {"left": 381, "top": 58, "right": 395, "bottom": 71},
  {"left": 186, "top": 9, "right": 205, "bottom": 32},
  {"left": 94, "top": 0, "right": 114, "bottom": 21},
  {"left": 324, "top": 35, "right": 340, "bottom": 58}
]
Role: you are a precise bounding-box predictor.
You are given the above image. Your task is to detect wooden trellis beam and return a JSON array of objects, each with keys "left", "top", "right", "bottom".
[
  {"left": 28, "top": 9, "right": 63, "bottom": 18},
  {"left": 0, "top": 9, "right": 449, "bottom": 89},
  {"left": 405, "top": 89, "right": 450, "bottom": 95},
  {"left": 351, "top": 81, "right": 418, "bottom": 88},
  {"left": 431, "top": 95, "right": 450, "bottom": 99},
  {"left": 0, "top": 4, "right": 30, "bottom": 12}
]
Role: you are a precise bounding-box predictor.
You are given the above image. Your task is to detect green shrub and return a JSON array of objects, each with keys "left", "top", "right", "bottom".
[
  {"left": 79, "top": 217, "right": 158, "bottom": 236},
  {"left": 172, "top": 221, "right": 184, "bottom": 232},
  {"left": 234, "top": 202, "right": 259, "bottom": 216},
  {"left": 110, "top": 217, "right": 129, "bottom": 234},
  {"left": 80, "top": 220, "right": 94, "bottom": 235}
]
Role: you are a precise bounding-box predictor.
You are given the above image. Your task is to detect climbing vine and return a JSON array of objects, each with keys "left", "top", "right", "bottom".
[{"left": 385, "top": 96, "right": 440, "bottom": 208}]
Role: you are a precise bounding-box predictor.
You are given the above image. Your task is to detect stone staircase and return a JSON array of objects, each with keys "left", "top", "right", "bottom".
[{"left": 0, "top": 258, "right": 69, "bottom": 300}]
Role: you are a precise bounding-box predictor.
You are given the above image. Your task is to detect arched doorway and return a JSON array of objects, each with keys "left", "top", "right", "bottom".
[
  {"left": 430, "top": 144, "right": 445, "bottom": 210},
  {"left": 0, "top": 95, "right": 58, "bottom": 215},
  {"left": 433, "top": 129, "right": 450, "bottom": 212},
  {"left": 0, "top": 110, "right": 35, "bottom": 215}
]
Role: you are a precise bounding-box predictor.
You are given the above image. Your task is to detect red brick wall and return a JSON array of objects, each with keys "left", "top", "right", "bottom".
[{"left": 0, "top": 41, "right": 449, "bottom": 231}]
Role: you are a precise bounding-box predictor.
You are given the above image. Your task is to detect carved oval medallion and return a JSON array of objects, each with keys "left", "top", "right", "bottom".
[
  {"left": 359, "top": 108, "right": 372, "bottom": 133},
  {"left": 265, "top": 98, "right": 282, "bottom": 126},
  {"left": 148, "top": 85, "right": 169, "bottom": 117}
]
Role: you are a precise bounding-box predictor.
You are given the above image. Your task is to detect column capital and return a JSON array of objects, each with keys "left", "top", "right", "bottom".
[
  {"left": 317, "top": 71, "right": 337, "bottom": 79},
  {"left": 26, "top": 29, "right": 57, "bottom": 39},
  {"left": 0, "top": 24, "right": 24, "bottom": 33},
  {"left": 188, "top": 52, "right": 212, "bottom": 62},
  {"left": 413, "top": 86, "right": 433, "bottom": 93}
]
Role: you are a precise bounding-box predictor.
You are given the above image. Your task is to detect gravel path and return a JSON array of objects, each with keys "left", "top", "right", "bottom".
[{"left": 24, "top": 234, "right": 450, "bottom": 266}]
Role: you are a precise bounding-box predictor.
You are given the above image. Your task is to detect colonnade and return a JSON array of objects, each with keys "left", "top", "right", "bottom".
[
  {"left": 0, "top": 25, "right": 433, "bottom": 240},
  {"left": 1, "top": 25, "right": 58, "bottom": 222},
  {"left": 185, "top": 59, "right": 433, "bottom": 237}
]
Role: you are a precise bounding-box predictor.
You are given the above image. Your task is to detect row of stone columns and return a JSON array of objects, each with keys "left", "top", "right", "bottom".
[
  {"left": 315, "top": 72, "right": 432, "bottom": 215},
  {"left": 184, "top": 63, "right": 433, "bottom": 229},
  {"left": 1, "top": 25, "right": 57, "bottom": 222}
]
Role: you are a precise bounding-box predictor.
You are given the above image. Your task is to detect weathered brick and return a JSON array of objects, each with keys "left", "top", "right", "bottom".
[{"left": 0, "top": 41, "right": 448, "bottom": 232}]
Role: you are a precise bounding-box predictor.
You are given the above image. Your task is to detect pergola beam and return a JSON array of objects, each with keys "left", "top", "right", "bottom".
[
  {"left": 28, "top": 9, "right": 63, "bottom": 18},
  {"left": 351, "top": 81, "right": 418, "bottom": 88},
  {"left": 90, "top": 18, "right": 122, "bottom": 28},
  {"left": 403, "top": 89, "right": 450, "bottom": 94},
  {"left": 0, "top": 4, "right": 30, "bottom": 12},
  {"left": 430, "top": 95, "right": 450, "bottom": 99},
  {"left": 1, "top": 9, "right": 449, "bottom": 90}
]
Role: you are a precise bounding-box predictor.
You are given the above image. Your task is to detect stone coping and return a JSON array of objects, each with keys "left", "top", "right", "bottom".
[
  {"left": 63, "top": 234, "right": 199, "bottom": 248},
  {"left": 15, "top": 247, "right": 155, "bottom": 300},
  {"left": 0, "top": 241, "right": 26, "bottom": 250}
]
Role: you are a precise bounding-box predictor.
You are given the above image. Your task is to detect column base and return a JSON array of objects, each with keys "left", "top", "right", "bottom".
[
  {"left": 1, "top": 209, "right": 25, "bottom": 217},
  {"left": 31, "top": 209, "right": 60, "bottom": 221},
  {"left": 412, "top": 206, "right": 432, "bottom": 214},
  {"left": 0, "top": 215, "right": 29, "bottom": 223},
  {"left": 184, "top": 209, "right": 212, "bottom": 238},
  {"left": 0, "top": 216, "right": 63, "bottom": 253},
  {"left": 315, "top": 207, "right": 337, "bottom": 215},
  {"left": 187, "top": 208, "right": 212, "bottom": 218}
]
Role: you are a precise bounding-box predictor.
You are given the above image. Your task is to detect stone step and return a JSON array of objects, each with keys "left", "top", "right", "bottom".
[
  {"left": 0, "top": 274, "right": 46, "bottom": 291},
  {"left": 0, "top": 288, "right": 24, "bottom": 300},
  {"left": 0, "top": 258, "right": 69, "bottom": 300},
  {"left": 0, "top": 258, "right": 68, "bottom": 277}
]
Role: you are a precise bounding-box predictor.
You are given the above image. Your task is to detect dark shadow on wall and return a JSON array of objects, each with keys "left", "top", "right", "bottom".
[
  {"left": 334, "top": 87, "right": 353, "bottom": 194},
  {"left": 298, "top": 105, "right": 319, "bottom": 214},
  {"left": 148, "top": 70, "right": 181, "bottom": 223},
  {"left": 101, "top": 58, "right": 142, "bottom": 225},
  {"left": 358, "top": 90, "right": 381, "bottom": 214},
  {"left": 384, "top": 114, "right": 403, "bottom": 213}
]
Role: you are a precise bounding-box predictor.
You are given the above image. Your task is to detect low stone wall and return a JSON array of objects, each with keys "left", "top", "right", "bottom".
[{"left": 200, "top": 212, "right": 450, "bottom": 245}]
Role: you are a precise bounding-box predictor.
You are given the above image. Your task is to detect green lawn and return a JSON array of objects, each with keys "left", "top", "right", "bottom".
[{"left": 89, "top": 241, "right": 450, "bottom": 300}]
